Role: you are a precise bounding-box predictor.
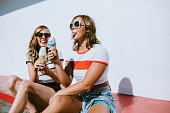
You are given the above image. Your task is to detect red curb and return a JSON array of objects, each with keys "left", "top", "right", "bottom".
[{"left": 0, "top": 92, "right": 14, "bottom": 104}]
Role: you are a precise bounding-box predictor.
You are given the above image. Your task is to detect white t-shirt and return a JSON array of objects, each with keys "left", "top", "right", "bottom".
[
  {"left": 66, "top": 44, "right": 109, "bottom": 85},
  {"left": 26, "top": 50, "right": 63, "bottom": 83}
]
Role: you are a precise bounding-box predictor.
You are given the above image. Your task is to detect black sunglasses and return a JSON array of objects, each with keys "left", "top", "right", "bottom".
[
  {"left": 35, "top": 33, "right": 51, "bottom": 38},
  {"left": 70, "top": 21, "right": 84, "bottom": 30}
]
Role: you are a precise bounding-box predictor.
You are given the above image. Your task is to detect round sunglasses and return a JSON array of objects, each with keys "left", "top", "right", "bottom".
[
  {"left": 70, "top": 21, "right": 84, "bottom": 30},
  {"left": 35, "top": 33, "right": 51, "bottom": 38}
]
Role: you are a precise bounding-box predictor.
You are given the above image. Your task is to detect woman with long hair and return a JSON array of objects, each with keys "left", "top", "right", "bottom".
[
  {"left": 7, "top": 25, "right": 70, "bottom": 113},
  {"left": 42, "top": 15, "right": 115, "bottom": 113}
]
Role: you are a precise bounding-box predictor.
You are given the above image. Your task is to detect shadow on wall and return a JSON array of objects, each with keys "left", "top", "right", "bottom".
[
  {"left": 115, "top": 77, "right": 136, "bottom": 113},
  {"left": 0, "top": 0, "right": 45, "bottom": 16},
  {"left": 118, "top": 77, "right": 133, "bottom": 95}
]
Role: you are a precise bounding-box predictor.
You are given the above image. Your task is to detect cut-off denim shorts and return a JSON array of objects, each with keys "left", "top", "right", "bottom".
[{"left": 80, "top": 86, "right": 115, "bottom": 113}]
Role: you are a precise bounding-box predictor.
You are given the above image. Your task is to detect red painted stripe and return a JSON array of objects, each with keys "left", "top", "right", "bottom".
[
  {"left": 0, "top": 92, "right": 28, "bottom": 110},
  {"left": 0, "top": 92, "right": 14, "bottom": 104},
  {"left": 66, "top": 60, "right": 108, "bottom": 70}
]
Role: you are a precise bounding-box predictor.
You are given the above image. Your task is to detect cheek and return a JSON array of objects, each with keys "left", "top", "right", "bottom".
[
  {"left": 36, "top": 38, "right": 42, "bottom": 46},
  {"left": 46, "top": 37, "right": 50, "bottom": 43},
  {"left": 79, "top": 30, "right": 86, "bottom": 37},
  {"left": 37, "top": 38, "right": 40, "bottom": 43}
]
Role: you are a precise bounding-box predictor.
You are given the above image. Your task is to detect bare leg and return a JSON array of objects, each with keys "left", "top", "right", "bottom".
[
  {"left": 88, "top": 104, "right": 110, "bottom": 113},
  {"left": 6, "top": 75, "right": 23, "bottom": 96},
  {"left": 9, "top": 84, "right": 29, "bottom": 113},
  {"left": 8, "top": 80, "right": 56, "bottom": 113},
  {"left": 6, "top": 75, "right": 38, "bottom": 113},
  {"left": 42, "top": 95, "right": 82, "bottom": 113}
]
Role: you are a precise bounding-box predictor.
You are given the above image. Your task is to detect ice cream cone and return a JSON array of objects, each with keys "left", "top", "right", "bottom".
[
  {"left": 47, "top": 37, "right": 57, "bottom": 56},
  {"left": 39, "top": 47, "right": 46, "bottom": 62},
  {"left": 39, "top": 56, "right": 46, "bottom": 61},
  {"left": 49, "top": 46, "right": 57, "bottom": 56}
]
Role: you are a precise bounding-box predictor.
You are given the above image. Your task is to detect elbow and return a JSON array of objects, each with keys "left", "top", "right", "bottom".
[
  {"left": 62, "top": 81, "right": 72, "bottom": 88},
  {"left": 82, "top": 81, "right": 93, "bottom": 91}
]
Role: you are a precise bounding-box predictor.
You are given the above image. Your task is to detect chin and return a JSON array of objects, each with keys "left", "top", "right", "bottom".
[{"left": 40, "top": 44, "right": 47, "bottom": 47}]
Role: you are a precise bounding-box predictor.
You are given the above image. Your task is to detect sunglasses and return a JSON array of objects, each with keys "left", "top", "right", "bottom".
[
  {"left": 70, "top": 21, "right": 84, "bottom": 30},
  {"left": 35, "top": 33, "right": 51, "bottom": 38}
]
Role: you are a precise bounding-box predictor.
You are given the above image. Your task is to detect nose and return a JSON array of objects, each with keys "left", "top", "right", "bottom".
[
  {"left": 71, "top": 26, "right": 76, "bottom": 30},
  {"left": 41, "top": 35, "right": 46, "bottom": 39}
]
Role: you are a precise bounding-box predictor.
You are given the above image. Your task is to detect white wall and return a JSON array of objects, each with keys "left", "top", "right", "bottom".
[{"left": 0, "top": 0, "right": 170, "bottom": 101}]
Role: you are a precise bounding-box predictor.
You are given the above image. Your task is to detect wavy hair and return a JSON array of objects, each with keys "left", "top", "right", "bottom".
[
  {"left": 27, "top": 25, "right": 50, "bottom": 63},
  {"left": 71, "top": 15, "right": 100, "bottom": 51}
]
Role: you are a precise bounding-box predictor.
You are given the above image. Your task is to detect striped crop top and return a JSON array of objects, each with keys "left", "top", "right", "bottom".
[
  {"left": 66, "top": 44, "right": 109, "bottom": 85},
  {"left": 26, "top": 50, "right": 63, "bottom": 83}
]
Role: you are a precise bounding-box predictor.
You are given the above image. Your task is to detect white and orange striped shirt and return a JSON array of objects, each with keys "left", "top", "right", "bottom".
[{"left": 66, "top": 44, "right": 109, "bottom": 85}]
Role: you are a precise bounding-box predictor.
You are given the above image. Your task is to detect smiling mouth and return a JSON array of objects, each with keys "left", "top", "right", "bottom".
[
  {"left": 72, "top": 32, "right": 76, "bottom": 38},
  {"left": 40, "top": 39, "right": 47, "bottom": 43}
]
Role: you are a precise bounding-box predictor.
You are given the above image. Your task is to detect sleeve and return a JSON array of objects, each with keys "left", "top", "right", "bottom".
[
  {"left": 26, "top": 54, "right": 33, "bottom": 64},
  {"left": 92, "top": 46, "right": 109, "bottom": 65}
]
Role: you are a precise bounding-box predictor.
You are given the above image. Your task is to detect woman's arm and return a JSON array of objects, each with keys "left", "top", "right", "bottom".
[
  {"left": 42, "top": 62, "right": 72, "bottom": 87},
  {"left": 51, "top": 62, "right": 107, "bottom": 97},
  {"left": 53, "top": 62, "right": 73, "bottom": 87},
  {"left": 42, "top": 50, "right": 73, "bottom": 87},
  {"left": 27, "top": 62, "right": 38, "bottom": 82}
]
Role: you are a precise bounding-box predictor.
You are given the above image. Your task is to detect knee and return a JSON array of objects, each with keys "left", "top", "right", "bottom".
[
  {"left": 29, "top": 108, "right": 41, "bottom": 113},
  {"left": 50, "top": 95, "right": 80, "bottom": 113},
  {"left": 6, "top": 75, "right": 20, "bottom": 89},
  {"left": 18, "top": 80, "right": 31, "bottom": 92},
  {"left": 51, "top": 95, "right": 70, "bottom": 105}
]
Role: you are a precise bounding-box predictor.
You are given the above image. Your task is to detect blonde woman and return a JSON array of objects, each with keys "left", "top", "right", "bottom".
[
  {"left": 7, "top": 25, "right": 70, "bottom": 113},
  {"left": 42, "top": 15, "right": 115, "bottom": 113}
]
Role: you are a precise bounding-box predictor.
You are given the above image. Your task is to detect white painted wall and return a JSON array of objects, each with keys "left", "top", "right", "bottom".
[{"left": 0, "top": 0, "right": 170, "bottom": 101}]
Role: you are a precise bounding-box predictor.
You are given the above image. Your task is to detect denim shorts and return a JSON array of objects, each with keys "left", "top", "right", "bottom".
[{"left": 80, "top": 86, "right": 115, "bottom": 113}]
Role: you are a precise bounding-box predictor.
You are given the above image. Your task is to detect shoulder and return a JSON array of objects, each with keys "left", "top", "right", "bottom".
[
  {"left": 93, "top": 44, "right": 109, "bottom": 56},
  {"left": 91, "top": 44, "right": 109, "bottom": 63},
  {"left": 26, "top": 53, "right": 33, "bottom": 64}
]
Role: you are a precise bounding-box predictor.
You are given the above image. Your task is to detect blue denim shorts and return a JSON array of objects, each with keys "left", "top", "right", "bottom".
[{"left": 80, "top": 86, "right": 115, "bottom": 113}]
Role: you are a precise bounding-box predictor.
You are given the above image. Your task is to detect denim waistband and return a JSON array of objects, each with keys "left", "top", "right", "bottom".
[{"left": 87, "top": 85, "right": 111, "bottom": 92}]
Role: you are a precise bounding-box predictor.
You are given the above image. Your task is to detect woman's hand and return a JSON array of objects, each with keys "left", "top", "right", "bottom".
[
  {"left": 47, "top": 49, "right": 60, "bottom": 65},
  {"left": 38, "top": 65, "right": 51, "bottom": 75},
  {"left": 34, "top": 58, "right": 46, "bottom": 69},
  {"left": 34, "top": 58, "right": 51, "bottom": 75}
]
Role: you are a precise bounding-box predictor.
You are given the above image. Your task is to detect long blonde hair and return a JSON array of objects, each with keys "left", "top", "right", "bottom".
[
  {"left": 71, "top": 15, "right": 100, "bottom": 51},
  {"left": 27, "top": 25, "right": 50, "bottom": 63}
]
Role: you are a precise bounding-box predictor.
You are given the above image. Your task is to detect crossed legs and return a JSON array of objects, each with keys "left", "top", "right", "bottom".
[
  {"left": 6, "top": 75, "right": 56, "bottom": 113},
  {"left": 7, "top": 75, "right": 110, "bottom": 113}
]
